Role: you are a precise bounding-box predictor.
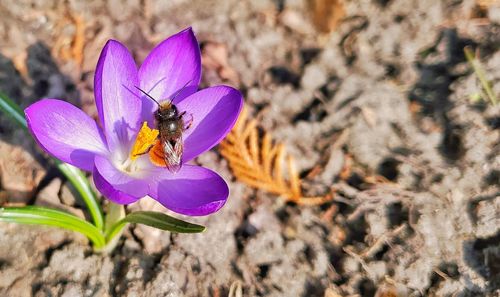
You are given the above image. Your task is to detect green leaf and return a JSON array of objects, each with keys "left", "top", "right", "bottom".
[
  {"left": 105, "top": 211, "right": 205, "bottom": 241},
  {"left": 0, "top": 91, "right": 27, "bottom": 128},
  {"left": 0, "top": 206, "right": 105, "bottom": 248},
  {"left": 56, "top": 162, "right": 104, "bottom": 230},
  {"left": 0, "top": 92, "right": 104, "bottom": 230}
]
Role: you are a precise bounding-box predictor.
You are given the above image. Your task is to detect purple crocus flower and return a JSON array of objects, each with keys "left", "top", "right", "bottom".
[{"left": 24, "top": 28, "right": 243, "bottom": 216}]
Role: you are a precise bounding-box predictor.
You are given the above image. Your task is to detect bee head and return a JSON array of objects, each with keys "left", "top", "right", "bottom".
[{"left": 155, "top": 104, "right": 178, "bottom": 120}]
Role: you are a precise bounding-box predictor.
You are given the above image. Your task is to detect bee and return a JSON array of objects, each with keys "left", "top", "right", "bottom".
[{"left": 134, "top": 84, "right": 192, "bottom": 172}]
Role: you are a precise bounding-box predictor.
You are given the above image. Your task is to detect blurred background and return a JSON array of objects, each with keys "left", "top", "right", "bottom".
[{"left": 0, "top": 0, "right": 499, "bottom": 296}]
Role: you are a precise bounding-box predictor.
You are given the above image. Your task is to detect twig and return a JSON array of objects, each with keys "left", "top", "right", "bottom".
[
  {"left": 433, "top": 268, "right": 451, "bottom": 281},
  {"left": 464, "top": 46, "right": 497, "bottom": 105},
  {"left": 343, "top": 247, "right": 375, "bottom": 279},
  {"left": 228, "top": 281, "right": 243, "bottom": 297},
  {"left": 361, "top": 224, "right": 407, "bottom": 259}
]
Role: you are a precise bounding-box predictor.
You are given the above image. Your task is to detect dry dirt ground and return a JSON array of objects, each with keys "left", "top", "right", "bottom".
[{"left": 0, "top": 0, "right": 499, "bottom": 296}]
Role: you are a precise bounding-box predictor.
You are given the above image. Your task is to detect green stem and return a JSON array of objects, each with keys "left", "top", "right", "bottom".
[{"left": 101, "top": 202, "right": 126, "bottom": 253}]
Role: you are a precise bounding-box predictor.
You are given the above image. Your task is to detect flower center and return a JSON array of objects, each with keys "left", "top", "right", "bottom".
[
  {"left": 127, "top": 121, "right": 170, "bottom": 168},
  {"left": 130, "top": 122, "right": 159, "bottom": 160},
  {"left": 118, "top": 157, "right": 137, "bottom": 173},
  {"left": 111, "top": 122, "right": 160, "bottom": 176}
]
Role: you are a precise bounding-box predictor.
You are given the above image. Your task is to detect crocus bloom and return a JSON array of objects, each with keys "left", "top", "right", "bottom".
[{"left": 25, "top": 28, "right": 243, "bottom": 216}]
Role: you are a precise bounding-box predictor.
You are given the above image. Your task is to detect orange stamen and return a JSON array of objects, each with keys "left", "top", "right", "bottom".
[
  {"left": 149, "top": 140, "right": 167, "bottom": 167},
  {"left": 130, "top": 122, "right": 159, "bottom": 160}
]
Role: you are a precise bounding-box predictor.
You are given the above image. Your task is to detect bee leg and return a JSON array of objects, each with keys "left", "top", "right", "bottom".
[{"left": 180, "top": 112, "right": 194, "bottom": 130}]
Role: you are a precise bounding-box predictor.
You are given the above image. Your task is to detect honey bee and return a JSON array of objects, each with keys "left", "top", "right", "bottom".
[{"left": 135, "top": 85, "right": 192, "bottom": 172}]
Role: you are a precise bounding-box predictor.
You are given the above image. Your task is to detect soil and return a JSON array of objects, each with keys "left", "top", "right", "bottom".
[{"left": 0, "top": 0, "right": 499, "bottom": 296}]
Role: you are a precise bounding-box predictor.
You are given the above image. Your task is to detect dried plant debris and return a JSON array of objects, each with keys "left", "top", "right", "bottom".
[
  {"left": 476, "top": 0, "right": 498, "bottom": 9},
  {"left": 0, "top": 0, "right": 499, "bottom": 296},
  {"left": 51, "top": 3, "right": 87, "bottom": 68},
  {"left": 220, "top": 107, "right": 333, "bottom": 205},
  {"left": 308, "top": 0, "right": 345, "bottom": 33},
  {"left": 464, "top": 46, "right": 498, "bottom": 105}
]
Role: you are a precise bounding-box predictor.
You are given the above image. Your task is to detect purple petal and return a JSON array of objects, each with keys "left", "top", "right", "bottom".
[
  {"left": 25, "top": 99, "right": 108, "bottom": 171},
  {"left": 138, "top": 27, "right": 201, "bottom": 122},
  {"left": 177, "top": 86, "right": 243, "bottom": 162},
  {"left": 92, "top": 166, "right": 139, "bottom": 205},
  {"left": 149, "top": 165, "right": 229, "bottom": 216},
  {"left": 94, "top": 40, "right": 141, "bottom": 152},
  {"left": 93, "top": 156, "right": 149, "bottom": 203}
]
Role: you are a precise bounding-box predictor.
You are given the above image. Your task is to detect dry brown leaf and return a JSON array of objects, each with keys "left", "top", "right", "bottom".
[
  {"left": 308, "top": 0, "right": 345, "bottom": 33},
  {"left": 220, "top": 107, "right": 333, "bottom": 206},
  {"left": 324, "top": 288, "right": 343, "bottom": 297},
  {"left": 477, "top": 0, "right": 499, "bottom": 9},
  {"left": 52, "top": 8, "right": 86, "bottom": 68},
  {"left": 71, "top": 14, "right": 86, "bottom": 67},
  {"left": 375, "top": 284, "right": 399, "bottom": 297},
  {"left": 12, "top": 52, "right": 28, "bottom": 77},
  {"left": 470, "top": 0, "right": 499, "bottom": 20}
]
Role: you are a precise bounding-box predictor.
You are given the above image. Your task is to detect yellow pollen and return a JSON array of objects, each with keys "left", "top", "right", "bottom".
[{"left": 130, "top": 121, "right": 159, "bottom": 160}]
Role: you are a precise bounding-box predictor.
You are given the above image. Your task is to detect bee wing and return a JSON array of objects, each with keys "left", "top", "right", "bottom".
[{"left": 163, "top": 137, "right": 184, "bottom": 173}]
